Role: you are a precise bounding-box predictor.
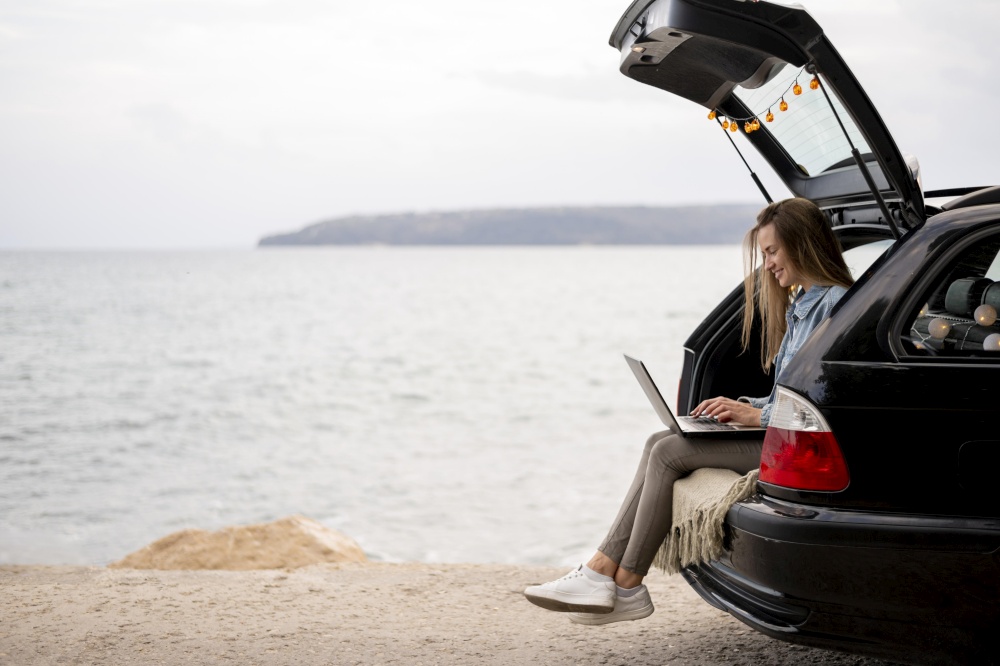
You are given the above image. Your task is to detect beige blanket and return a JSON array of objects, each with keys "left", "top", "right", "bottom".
[{"left": 652, "top": 467, "right": 759, "bottom": 575}]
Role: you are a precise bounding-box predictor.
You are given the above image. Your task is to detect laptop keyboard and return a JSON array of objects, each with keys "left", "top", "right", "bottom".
[{"left": 687, "top": 416, "right": 734, "bottom": 430}]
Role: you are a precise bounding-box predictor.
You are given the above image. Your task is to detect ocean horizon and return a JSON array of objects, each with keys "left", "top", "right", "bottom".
[{"left": 1, "top": 246, "right": 748, "bottom": 567}]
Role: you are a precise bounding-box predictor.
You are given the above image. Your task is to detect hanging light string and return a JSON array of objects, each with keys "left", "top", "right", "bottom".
[{"left": 707, "top": 67, "right": 820, "bottom": 134}]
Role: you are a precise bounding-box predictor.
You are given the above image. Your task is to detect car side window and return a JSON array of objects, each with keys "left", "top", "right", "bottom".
[
  {"left": 986, "top": 252, "right": 1000, "bottom": 281},
  {"left": 906, "top": 232, "right": 1000, "bottom": 356},
  {"left": 843, "top": 240, "right": 893, "bottom": 281}
]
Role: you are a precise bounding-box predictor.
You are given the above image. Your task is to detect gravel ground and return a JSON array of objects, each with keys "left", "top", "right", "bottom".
[{"left": 0, "top": 563, "right": 900, "bottom": 665}]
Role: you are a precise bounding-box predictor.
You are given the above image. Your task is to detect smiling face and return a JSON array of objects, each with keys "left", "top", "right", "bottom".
[{"left": 757, "top": 223, "right": 811, "bottom": 291}]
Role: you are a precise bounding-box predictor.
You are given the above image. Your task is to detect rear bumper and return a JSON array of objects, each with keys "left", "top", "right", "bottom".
[{"left": 683, "top": 496, "right": 1000, "bottom": 665}]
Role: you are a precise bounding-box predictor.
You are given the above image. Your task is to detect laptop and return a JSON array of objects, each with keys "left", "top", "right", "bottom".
[{"left": 624, "top": 354, "right": 766, "bottom": 438}]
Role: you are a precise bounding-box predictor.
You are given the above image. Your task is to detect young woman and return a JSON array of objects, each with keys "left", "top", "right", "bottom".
[{"left": 524, "top": 197, "right": 855, "bottom": 625}]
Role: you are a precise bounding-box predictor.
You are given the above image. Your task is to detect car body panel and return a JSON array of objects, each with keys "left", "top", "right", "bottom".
[{"left": 683, "top": 497, "right": 1000, "bottom": 665}]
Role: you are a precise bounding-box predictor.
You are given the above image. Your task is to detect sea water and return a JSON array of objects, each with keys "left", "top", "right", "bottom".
[{"left": 0, "top": 247, "right": 746, "bottom": 567}]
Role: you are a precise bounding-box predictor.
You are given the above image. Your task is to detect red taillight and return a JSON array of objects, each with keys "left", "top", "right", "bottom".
[
  {"left": 760, "top": 428, "right": 850, "bottom": 491},
  {"left": 759, "top": 386, "right": 850, "bottom": 492}
]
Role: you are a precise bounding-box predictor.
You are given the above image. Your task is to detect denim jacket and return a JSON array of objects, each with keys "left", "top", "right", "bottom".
[{"left": 739, "top": 284, "right": 848, "bottom": 426}]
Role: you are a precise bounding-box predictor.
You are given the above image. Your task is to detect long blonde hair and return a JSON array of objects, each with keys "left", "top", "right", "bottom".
[{"left": 741, "top": 198, "right": 854, "bottom": 372}]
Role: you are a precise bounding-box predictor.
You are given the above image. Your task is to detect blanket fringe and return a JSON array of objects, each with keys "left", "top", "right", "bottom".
[{"left": 652, "top": 468, "right": 759, "bottom": 575}]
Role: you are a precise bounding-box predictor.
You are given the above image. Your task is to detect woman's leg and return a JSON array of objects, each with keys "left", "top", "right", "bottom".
[
  {"left": 567, "top": 432, "right": 759, "bottom": 625},
  {"left": 524, "top": 430, "right": 761, "bottom": 619},
  {"left": 578, "top": 430, "right": 669, "bottom": 586},
  {"left": 609, "top": 432, "right": 762, "bottom": 578},
  {"left": 589, "top": 430, "right": 671, "bottom": 578},
  {"left": 522, "top": 430, "right": 672, "bottom": 614}
]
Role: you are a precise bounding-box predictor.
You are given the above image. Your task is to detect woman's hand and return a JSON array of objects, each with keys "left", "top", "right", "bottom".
[{"left": 690, "top": 397, "right": 762, "bottom": 427}]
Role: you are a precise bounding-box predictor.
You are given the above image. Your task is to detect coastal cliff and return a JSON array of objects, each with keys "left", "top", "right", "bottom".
[{"left": 258, "top": 204, "right": 763, "bottom": 246}]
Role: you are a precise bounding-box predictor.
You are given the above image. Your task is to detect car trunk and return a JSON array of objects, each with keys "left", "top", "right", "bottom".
[{"left": 610, "top": 0, "right": 924, "bottom": 232}]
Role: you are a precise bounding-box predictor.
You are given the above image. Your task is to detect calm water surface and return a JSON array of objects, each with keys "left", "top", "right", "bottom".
[{"left": 0, "top": 247, "right": 747, "bottom": 566}]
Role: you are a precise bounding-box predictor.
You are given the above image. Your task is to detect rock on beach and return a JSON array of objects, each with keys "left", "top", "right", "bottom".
[{"left": 109, "top": 514, "right": 366, "bottom": 570}]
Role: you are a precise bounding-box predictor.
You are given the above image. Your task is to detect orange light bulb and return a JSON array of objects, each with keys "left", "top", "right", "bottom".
[
  {"left": 810, "top": 76, "right": 820, "bottom": 90},
  {"left": 721, "top": 119, "right": 729, "bottom": 130},
  {"left": 766, "top": 111, "right": 774, "bottom": 122},
  {"left": 779, "top": 99, "right": 788, "bottom": 112},
  {"left": 752, "top": 118, "right": 760, "bottom": 130},
  {"left": 793, "top": 82, "right": 803, "bottom": 95},
  {"left": 744, "top": 121, "right": 752, "bottom": 133},
  {"left": 708, "top": 110, "right": 717, "bottom": 120},
  {"left": 729, "top": 122, "right": 738, "bottom": 133}
]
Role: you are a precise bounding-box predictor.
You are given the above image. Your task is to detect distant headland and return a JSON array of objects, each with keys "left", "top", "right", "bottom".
[{"left": 257, "top": 204, "right": 763, "bottom": 246}]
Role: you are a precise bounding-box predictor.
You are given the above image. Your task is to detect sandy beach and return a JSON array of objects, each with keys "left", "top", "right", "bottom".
[{"left": 0, "top": 562, "right": 897, "bottom": 665}]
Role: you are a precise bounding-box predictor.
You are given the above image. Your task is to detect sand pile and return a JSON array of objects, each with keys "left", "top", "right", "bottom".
[{"left": 109, "top": 514, "right": 366, "bottom": 570}]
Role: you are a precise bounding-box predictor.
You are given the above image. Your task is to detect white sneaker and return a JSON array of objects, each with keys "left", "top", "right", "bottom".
[
  {"left": 523, "top": 565, "right": 616, "bottom": 613},
  {"left": 568, "top": 584, "right": 654, "bottom": 625}
]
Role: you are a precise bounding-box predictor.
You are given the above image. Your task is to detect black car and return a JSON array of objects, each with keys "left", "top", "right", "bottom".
[{"left": 609, "top": 1, "right": 1000, "bottom": 664}]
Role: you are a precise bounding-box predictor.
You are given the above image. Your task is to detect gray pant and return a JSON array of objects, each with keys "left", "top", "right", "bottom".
[{"left": 598, "top": 429, "right": 763, "bottom": 576}]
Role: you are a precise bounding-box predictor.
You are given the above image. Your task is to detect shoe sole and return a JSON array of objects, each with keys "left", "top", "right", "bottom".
[
  {"left": 523, "top": 588, "right": 615, "bottom": 614},
  {"left": 568, "top": 601, "right": 654, "bottom": 625}
]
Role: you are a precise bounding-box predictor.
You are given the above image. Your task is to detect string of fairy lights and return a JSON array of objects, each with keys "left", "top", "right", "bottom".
[
  {"left": 915, "top": 302, "right": 1000, "bottom": 352},
  {"left": 708, "top": 67, "right": 820, "bottom": 133}
]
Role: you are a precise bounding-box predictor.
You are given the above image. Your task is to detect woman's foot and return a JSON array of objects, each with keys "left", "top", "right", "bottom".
[
  {"left": 523, "top": 565, "right": 616, "bottom": 613},
  {"left": 568, "top": 584, "right": 654, "bottom": 625}
]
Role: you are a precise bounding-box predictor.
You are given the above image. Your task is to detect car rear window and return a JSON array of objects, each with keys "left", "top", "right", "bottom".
[{"left": 733, "top": 63, "right": 871, "bottom": 177}]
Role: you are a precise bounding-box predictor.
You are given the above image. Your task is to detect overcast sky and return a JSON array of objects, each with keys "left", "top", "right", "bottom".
[{"left": 2, "top": 0, "right": 999, "bottom": 248}]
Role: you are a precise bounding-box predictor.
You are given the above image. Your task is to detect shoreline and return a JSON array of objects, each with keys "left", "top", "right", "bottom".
[{"left": 1, "top": 562, "right": 894, "bottom": 665}]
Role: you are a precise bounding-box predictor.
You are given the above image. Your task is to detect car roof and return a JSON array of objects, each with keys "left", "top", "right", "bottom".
[{"left": 609, "top": 0, "right": 925, "bottom": 231}]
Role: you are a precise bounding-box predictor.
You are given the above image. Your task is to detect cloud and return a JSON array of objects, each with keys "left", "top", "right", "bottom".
[
  {"left": 127, "top": 102, "right": 195, "bottom": 144},
  {"left": 2, "top": 0, "right": 1000, "bottom": 247},
  {"left": 469, "top": 67, "right": 656, "bottom": 104}
]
